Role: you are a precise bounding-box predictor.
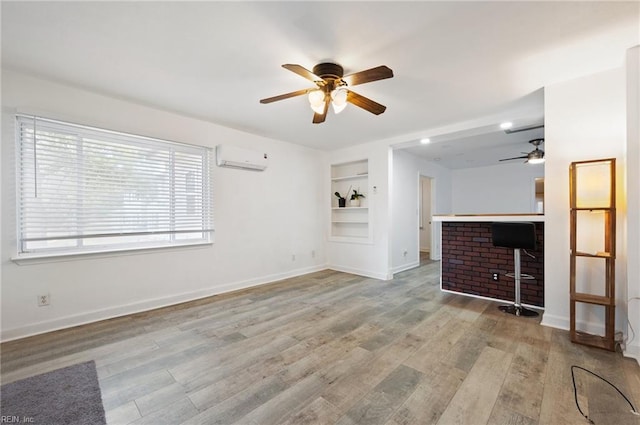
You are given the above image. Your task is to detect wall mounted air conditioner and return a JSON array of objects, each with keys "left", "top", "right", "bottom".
[{"left": 216, "top": 145, "right": 268, "bottom": 171}]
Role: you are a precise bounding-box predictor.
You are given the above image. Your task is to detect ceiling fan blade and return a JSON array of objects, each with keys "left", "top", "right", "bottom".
[
  {"left": 346, "top": 90, "right": 387, "bottom": 115},
  {"left": 282, "top": 64, "right": 326, "bottom": 86},
  {"left": 499, "top": 155, "right": 529, "bottom": 162},
  {"left": 312, "top": 95, "right": 330, "bottom": 124},
  {"left": 260, "top": 88, "right": 310, "bottom": 104},
  {"left": 342, "top": 65, "right": 393, "bottom": 87}
]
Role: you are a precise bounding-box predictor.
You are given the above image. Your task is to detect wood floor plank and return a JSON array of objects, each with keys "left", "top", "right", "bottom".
[
  {"left": 168, "top": 334, "right": 298, "bottom": 392},
  {"left": 183, "top": 374, "right": 288, "bottom": 425},
  {"left": 488, "top": 342, "right": 548, "bottom": 422},
  {"left": 538, "top": 330, "right": 593, "bottom": 425},
  {"left": 436, "top": 346, "right": 513, "bottom": 425},
  {"left": 101, "top": 369, "right": 177, "bottom": 412},
  {"left": 486, "top": 405, "right": 537, "bottom": 425},
  {"left": 336, "top": 364, "right": 423, "bottom": 425},
  {"left": 385, "top": 362, "right": 467, "bottom": 425},
  {"left": 134, "top": 381, "right": 189, "bottom": 417},
  {"left": 233, "top": 374, "right": 326, "bottom": 425},
  {"left": 129, "top": 397, "right": 199, "bottom": 425},
  {"left": 104, "top": 400, "right": 141, "bottom": 425},
  {"left": 403, "top": 315, "right": 468, "bottom": 374},
  {"left": 280, "top": 396, "right": 341, "bottom": 425}
]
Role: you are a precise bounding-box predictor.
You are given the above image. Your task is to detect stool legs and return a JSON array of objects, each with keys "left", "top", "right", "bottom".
[{"left": 498, "top": 248, "right": 539, "bottom": 317}]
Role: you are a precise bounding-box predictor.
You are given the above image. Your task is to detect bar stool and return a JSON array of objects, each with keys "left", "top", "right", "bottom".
[{"left": 491, "top": 222, "right": 539, "bottom": 317}]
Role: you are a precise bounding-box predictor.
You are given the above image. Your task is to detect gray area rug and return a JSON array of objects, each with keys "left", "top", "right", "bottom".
[{"left": 0, "top": 360, "right": 106, "bottom": 425}]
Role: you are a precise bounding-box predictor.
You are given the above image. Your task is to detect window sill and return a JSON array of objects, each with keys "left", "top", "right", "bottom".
[{"left": 11, "top": 240, "right": 214, "bottom": 265}]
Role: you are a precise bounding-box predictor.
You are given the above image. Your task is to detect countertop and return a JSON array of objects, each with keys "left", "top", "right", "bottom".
[{"left": 432, "top": 214, "right": 545, "bottom": 222}]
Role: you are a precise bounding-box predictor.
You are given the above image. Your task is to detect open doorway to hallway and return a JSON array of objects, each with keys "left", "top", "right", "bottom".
[{"left": 420, "top": 175, "right": 434, "bottom": 265}]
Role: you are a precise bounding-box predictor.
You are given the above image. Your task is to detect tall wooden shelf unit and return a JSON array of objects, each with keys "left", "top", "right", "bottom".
[
  {"left": 330, "top": 159, "right": 370, "bottom": 243},
  {"left": 569, "top": 158, "right": 616, "bottom": 351}
]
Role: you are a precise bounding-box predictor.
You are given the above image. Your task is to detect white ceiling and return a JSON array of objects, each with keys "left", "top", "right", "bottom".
[
  {"left": 402, "top": 122, "right": 545, "bottom": 169},
  {"left": 2, "top": 1, "right": 638, "bottom": 163}
]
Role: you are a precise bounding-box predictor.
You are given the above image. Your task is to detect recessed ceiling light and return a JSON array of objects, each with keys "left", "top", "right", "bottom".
[
  {"left": 420, "top": 138, "right": 430, "bottom": 144},
  {"left": 500, "top": 122, "right": 513, "bottom": 129}
]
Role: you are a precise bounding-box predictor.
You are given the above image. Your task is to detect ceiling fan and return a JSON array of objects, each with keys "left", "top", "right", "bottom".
[
  {"left": 260, "top": 62, "right": 393, "bottom": 124},
  {"left": 499, "top": 138, "right": 545, "bottom": 164}
]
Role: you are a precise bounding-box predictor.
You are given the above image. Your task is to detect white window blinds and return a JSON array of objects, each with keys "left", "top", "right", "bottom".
[{"left": 16, "top": 115, "right": 213, "bottom": 256}]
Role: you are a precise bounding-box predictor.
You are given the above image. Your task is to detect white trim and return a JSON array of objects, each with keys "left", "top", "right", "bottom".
[
  {"left": 540, "top": 312, "right": 617, "bottom": 338},
  {"left": 540, "top": 313, "right": 570, "bottom": 330},
  {"left": 392, "top": 261, "right": 420, "bottom": 275},
  {"left": 12, "top": 240, "right": 214, "bottom": 264},
  {"left": 623, "top": 342, "right": 640, "bottom": 365},
  {"left": 440, "top": 288, "right": 545, "bottom": 312},
  {"left": 328, "top": 264, "right": 392, "bottom": 281},
  {"left": 0, "top": 264, "right": 326, "bottom": 342},
  {"left": 433, "top": 214, "right": 545, "bottom": 223}
]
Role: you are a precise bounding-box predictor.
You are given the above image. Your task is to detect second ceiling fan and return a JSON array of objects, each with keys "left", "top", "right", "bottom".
[
  {"left": 499, "top": 138, "right": 545, "bottom": 164},
  {"left": 260, "top": 62, "right": 393, "bottom": 124}
]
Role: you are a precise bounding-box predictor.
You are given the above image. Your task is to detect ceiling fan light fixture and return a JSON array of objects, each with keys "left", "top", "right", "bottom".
[
  {"left": 310, "top": 103, "right": 326, "bottom": 114},
  {"left": 527, "top": 149, "right": 545, "bottom": 164},
  {"left": 331, "top": 87, "right": 348, "bottom": 114},
  {"left": 308, "top": 89, "right": 326, "bottom": 114}
]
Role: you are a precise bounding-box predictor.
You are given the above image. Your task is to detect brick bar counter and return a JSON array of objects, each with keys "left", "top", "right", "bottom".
[{"left": 433, "top": 214, "right": 545, "bottom": 308}]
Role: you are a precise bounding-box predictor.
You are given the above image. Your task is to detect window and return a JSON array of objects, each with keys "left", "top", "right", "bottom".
[{"left": 15, "top": 115, "right": 213, "bottom": 257}]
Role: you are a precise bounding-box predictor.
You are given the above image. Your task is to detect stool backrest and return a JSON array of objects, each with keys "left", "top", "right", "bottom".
[{"left": 491, "top": 222, "right": 537, "bottom": 250}]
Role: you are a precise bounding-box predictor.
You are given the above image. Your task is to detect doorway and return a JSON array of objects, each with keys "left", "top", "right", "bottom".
[
  {"left": 419, "top": 175, "right": 434, "bottom": 263},
  {"left": 534, "top": 177, "right": 545, "bottom": 213}
]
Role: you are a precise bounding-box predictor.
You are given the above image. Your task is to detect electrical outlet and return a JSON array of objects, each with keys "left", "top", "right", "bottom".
[
  {"left": 292, "top": 254, "right": 296, "bottom": 262},
  {"left": 38, "top": 294, "right": 50, "bottom": 306},
  {"left": 311, "top": 250, "right": 316, "bottom": 258},
  {"left": 492, "top": 273, "right": 499, "bottom": 281},
  {"left": 403, "top": 249, "right": 408, "bottom": 257}
]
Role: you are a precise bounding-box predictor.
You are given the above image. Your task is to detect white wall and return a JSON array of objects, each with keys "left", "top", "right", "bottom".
[
  {"left": 452, "top": 162, "right": 544, "bottom": 214},
  {"left": 391, "top": 149, "right": 452, "bottom": 274},
  {"left": 625, "top": 46, "right": 640, "bottom": 361},
  {"left": 1, "top": 70, "right": 327, "bottom": 341},
  {"left": 543, "top": 66, "right": 629, "bottom": 343}
]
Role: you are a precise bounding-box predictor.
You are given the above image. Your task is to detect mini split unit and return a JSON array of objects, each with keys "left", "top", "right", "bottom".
[{"left": 216, "top": 145, "right": 268, "bottom": 171}]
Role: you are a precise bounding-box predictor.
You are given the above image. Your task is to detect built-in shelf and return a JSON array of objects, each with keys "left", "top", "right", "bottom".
[
  {"left": 331, "top": 173, "right": 369, "bottom": 182},
  {"left": 574, "top": 251, "right": 612, "bottom": 258},
  {"left": 569, "top": 158, "right": 616, "bottom": 351},
  {"left": 330, "top": 159, "right": 371, "bottom": 243},
  {"left": 331, "top": 207, "right": 368, "bottom": 210},
  {"left": 332, "top": 220, "right": 368, "bottom": 224},
  {"left": 572, "top": 207, "right": 611, "bottom": 212}
]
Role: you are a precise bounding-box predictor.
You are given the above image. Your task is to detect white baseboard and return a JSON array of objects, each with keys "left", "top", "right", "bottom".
[
  {"left": 391, "top": 261, "right": 420, "bottom": 275},
  {"left": 540, "top": 313, "right": 613, "bottom": 338},
  {"left": 540, "top": 313, "right": 570, "bottom": 331},
  {"left": 327, "top": 264, "right": 392, "bottom": 281},
  {"left": 0, "top": 264, "right": 327, "bottom": 342},
  {"left": 623, "top": 342, "right": 640, "bottom": 365}
]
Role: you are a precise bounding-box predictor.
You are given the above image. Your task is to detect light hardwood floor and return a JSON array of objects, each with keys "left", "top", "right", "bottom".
[{"left": 2, "top": 260, "right": 639, "bottom": 425}]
